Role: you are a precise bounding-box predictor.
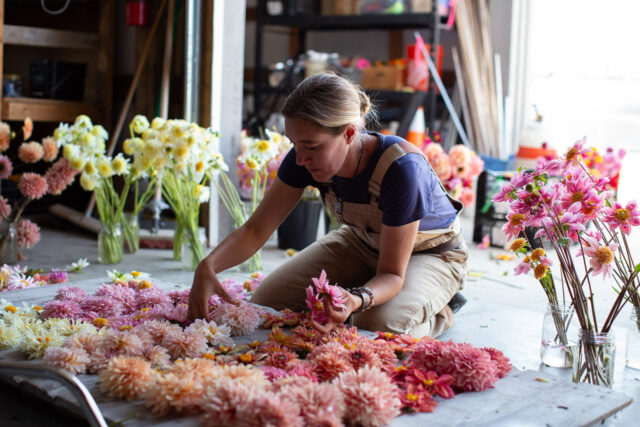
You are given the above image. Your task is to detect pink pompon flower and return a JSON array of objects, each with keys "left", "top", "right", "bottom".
[
  {"left": 146, "top": 371, "right": 207, "bottom": 416},
  {"left": 18, "top": 172, "right": 47, "bottom": 199},
  {"left": 18, "top": 141, "right": 44, "bottom": 163},
  {"left": 308, "top": 348, "right": 352, "bottom": 382},
  {"left": 144, "top": 345, "right": 171, "bottom": 368},
  {"left": 44, "top": 158, "right": 79, "bottom": 195},
  {"left": 167, "top": 289, "right": 191, "bottom": 305},
  {"left": 514, "top": 260, "right": 531, "bottom": 276},
  {"left": 15, "top": 219, "right": 40, "bottom": 249},
  {"left": 459, "top": 186, "right": 475, "bottom": 208},
  {"left": 233, "top": 391, "right": 303, "bottom": 427},
  {"left": 201, "top": 379, "right": 265, "bottom": 425},
  {"left": 80, "top": 296, "right": 124, "bottom": 318},
  {"left": 348, "top": 346, "right": 382, "bottom": 371},
  {"left": 98, "top": 355, "right": 156, "bottom": 401},
  {"left": 482, "top": 347, "right": 512, "bottom": 378},
  {"left": 136, "top": 287, "right": 172, "bottom": 310},
  {"left": 211, "top": 302, "right": 261, "bottom": 336},
  {"left": 335, "top": 366, "right": 401, "bottom": 427},
  {"left": 41, "top": 300, "right": 83, "bottom": 320},
  {"left": 48, "top": 270, "right": 67, "bottom": 284},
  {"left": 42, "top": 136, "right": 59, "bottom": 162},
  {"left": 55, "top": 286, "right": 88, "bottom": 302},
  {"left": 0, "top": 122, "right": 10, "bottom": 152},
  {"left": 102, "top": 330, "right": 145, "bottom": 357},
  {"left": 65, "top": 332, "right": 102, "bottom": 355},
  {"left": 0, "top": 155, "right": 13, "bottom": 179},
  {"left": 434, "top": 342, "right": 499, "bottom": 392},
  {"left": 95, "top": 283, "right": 137, "bottom": 311},
  {"left": 602, "top": 201, "right": 640, "bottom": 236},
  {"left": 282, "top": 381, "right": 345, "bottom": 427},
  {"left": 260, "top": 366, "right": 289, "bottom": 381},
  {"left": 43, "top": 346, "right": 90, "bottom": 374},
  {"left": 138, "top": 320, "right": 180, "bottom": 345},
  {"left": 161, "top": 329, "right": 208, "bottom": 359}
]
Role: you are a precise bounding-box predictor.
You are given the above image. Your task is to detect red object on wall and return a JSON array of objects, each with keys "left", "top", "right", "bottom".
[{"left": 126, "top": 0, "right": 147, "bottom": 26}]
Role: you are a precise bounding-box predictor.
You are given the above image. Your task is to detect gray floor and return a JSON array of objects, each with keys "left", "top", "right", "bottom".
[{"left": 3, "top": 212, "right": 639, "bottom": 425}]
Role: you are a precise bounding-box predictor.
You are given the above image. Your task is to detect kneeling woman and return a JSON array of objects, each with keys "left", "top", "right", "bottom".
[{"left": 188, "top": 73, "right": 468, "bottom": 338}]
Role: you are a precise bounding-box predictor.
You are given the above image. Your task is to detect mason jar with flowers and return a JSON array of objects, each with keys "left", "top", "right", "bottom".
[{"left": 495, "top": 137, "right": 640, "bottom": 387}]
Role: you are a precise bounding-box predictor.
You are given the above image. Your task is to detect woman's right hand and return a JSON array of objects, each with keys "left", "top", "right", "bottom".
[{"left": 187, "top": 262, "right": 239, "bottom": 320}]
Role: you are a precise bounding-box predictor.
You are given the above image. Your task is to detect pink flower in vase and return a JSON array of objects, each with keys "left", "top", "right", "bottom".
[
  {"left": 44, "top": 158, "right": 79, "bottom": 195},
  {"left": 514, "top": 260, "right": 531, "bottom": 276},
  {"left": 18, "top": 142, "right": 44, "bottom": 163},
  {"left": 502, "top": 211, "right": 527, "bottom": 240},
  {"left": 602, "top": 201, "right": 640, "bottom": 236},
  {"left": 0, "top": 155, "right": 13, "bottom": 179},
  {"left": 581, "top": 235, "right": 618, "bottom": 279},
  {"left": 18, "top": 172, "right": 48, "bottom": 199},
  {"left": 41, "top": 137, "right": 59, "bottom": 162},
  {"left": 16, "top": 219, "right": 40, "bottom": 249},
  {"left": 0, "top": 122, "right": 10, "bottom": 152},
  {"left": 459, "top": 187, "right": 475, "bottom": 208},
  {"left": 563, "top": 136, "right": 589, "bottom": 165},
  {"left": 0, "top": 196, "right": 11, "bottom": 219}
]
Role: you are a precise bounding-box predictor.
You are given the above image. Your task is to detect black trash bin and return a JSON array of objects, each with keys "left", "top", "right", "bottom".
[{"left": 277, "top": 200, "right": 322, "bottom": 251}]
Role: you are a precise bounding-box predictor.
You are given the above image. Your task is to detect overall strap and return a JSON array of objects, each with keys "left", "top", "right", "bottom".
[{"left": 368, "top": 141, "right": 425, "bottom": 204}]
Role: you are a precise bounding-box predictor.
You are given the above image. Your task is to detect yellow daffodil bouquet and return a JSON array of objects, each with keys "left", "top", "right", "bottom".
[
  {"left": 53, "top": 115, "right": 132, "bottom": 264},
  {"left": 127, "top": 116, "right": 225, "bottom": 270}
]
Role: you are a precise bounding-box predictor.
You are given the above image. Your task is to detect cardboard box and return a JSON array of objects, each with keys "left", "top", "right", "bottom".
[{"left": 361, "top": 66, "right": 404, "bottom": 90}]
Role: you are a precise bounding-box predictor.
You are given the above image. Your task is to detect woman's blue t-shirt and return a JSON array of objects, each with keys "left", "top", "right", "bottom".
[{"left": 277, "top": 132, "right": 458, "bottom": 230}]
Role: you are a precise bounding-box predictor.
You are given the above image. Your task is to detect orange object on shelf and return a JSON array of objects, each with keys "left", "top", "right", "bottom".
[
  {"left": 406, "top": 106, "right": 426, "bottom": 149},
  {"left": 515, "top": 145, "right": 558, "bottom": 169}
]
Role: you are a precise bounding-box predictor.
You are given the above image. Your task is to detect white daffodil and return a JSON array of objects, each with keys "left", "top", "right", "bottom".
[
  {"left": 91, "top": 124, "right": 108, "bottom": 140},
  {"left": 79, "top": 172, "right": 97, "bottom": 191},
  {"left": 111, "top": 153, "right": 130, "bottom": 176},
  {"left": 97, "top": 157, "right": 114, "bottom": 178},
  {"left": 65, "top": 258, "right": 90, "bottom": 273},
  {"left": 68, "top": 154, "right": 86, "bottom": 171},
  {"left": 123, "top": 137, "right": 143, "bottom": 156},
  {"left": 62, "top": 144, "right": 81, "bottom": 161},
  {"left": 195, "top": 184, "right": 210, "bottom": 203},
  {"left": 132, "top": 115, "right": 150, "bottom": 134}
]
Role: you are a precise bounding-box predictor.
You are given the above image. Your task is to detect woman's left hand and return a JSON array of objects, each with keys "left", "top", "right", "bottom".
[{"left": 311, "top": 287, "right": 361, "bottom": 334}]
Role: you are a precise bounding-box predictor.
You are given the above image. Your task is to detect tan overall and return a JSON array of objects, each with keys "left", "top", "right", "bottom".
[{"left": 251, "top": 141, "right": 469, "bottom": 338}]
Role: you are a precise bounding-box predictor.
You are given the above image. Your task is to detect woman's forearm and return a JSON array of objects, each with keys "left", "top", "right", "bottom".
[{"left": 360, "top": 273, "right": 404, "bottom": 307}]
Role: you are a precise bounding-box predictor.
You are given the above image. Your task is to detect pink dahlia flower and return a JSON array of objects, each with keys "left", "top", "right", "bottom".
[
  {"left": 0, "top": 123, "right": 10, "bottom": 152},
  {"left": 44, "top": 158, "right": 79, "bottom": 195},
  {"left": 435, "top": 342, "right": 499, "bottom": 391},
  {"left": 18, "top": 172, "right": 47, "bottom": 199},
  {"left": 136, "top": 287, "right": 172, "bottom": 310},
  {"left": 16, "top": 219, "right": 40, "bottom": 249},
  {"left": 18, "top": 141, "right": 44, "bottom": 163},
  {"left": 234, "top": 391, "right": 303, "bottom": 427},
  {"left": 283, "top": 381, "right": 345, "bottom": 427},
  {"left": 144, "top": 345, "right": 171, "bottom": 368},
  {"left": 161, "top": 329, "right": 208, "bottom": 359},
  {"left": 602, "top": 201, "right": 640, "bottom": 236},
  {"left": 43, "top": 346, "right": 90, "bottom": 374},
  {"left": 145, "top": 371, "right": 205, "bottom": 416},
  {"left": 95, "top": 283, "right": 137, "bottom": 311},
  {"left": 41, "top": 300, "right": 83, "bottom": 320},
  {"left": 211, "top": 302, "right": 261, "bottom": 336},
  {"left": 0, "top": 155, "right": 13, "bottom": 179},
  {"left": 48, "top": 269, "right": 67, "bottom": 284},
  {"left": 55, "top": 286, "right": 88, "bottom": 302},
  {"left": 65, "top": 333, "right": 103, "bottom": 355},
  {"left": 482, "top": 347, "right": 512, "bottom": 378},
  {"left": 80, "top": 296, "right": 124, "bottom": 318},
  {"left": 42, "top": 136, "right": 59, "bottom": 162},
  {"left": 99, "top": 355, "right": 156, "bottom": 401},
  {"left": 335, "top": 365, "right": 401, "bottom": 427},
  {"left": 201, "top": 379, "right": 264, "bottom": 426},
  {"left": 102, "top": 330, "right": 145, "bottom": 357}
]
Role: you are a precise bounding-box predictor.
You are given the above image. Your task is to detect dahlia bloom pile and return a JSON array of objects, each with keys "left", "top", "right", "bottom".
[
  {"left": 497, "top": 137, "right": 640, "bottom": 332},
  {"left": 423, "top": 142, "right": 484, "bottom": 207},
  {"left": 0, "top": 269, "right": 512, "bottom": 425}
]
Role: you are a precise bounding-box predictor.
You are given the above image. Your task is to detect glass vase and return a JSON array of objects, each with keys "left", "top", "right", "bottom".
[
  {"left": 239, "top": 249, "right": 262, "bottom": 273},
  {"left": 181, "top": 231, "right": 206, "bottom": 271},
  {"left": 123, "top": 213, "right": 140, "bottom": 253},
  {"left": 0, "top": 221, "right": 18, "bottom": 265},
  {"left": 625, "top": 306, "right": 640, "bottom": 370},
  {"left": 572, "top": 329, "right": 616, "bottom": 388},
  {"left": 173, "top": 218, "right": 185, "bottom": 261},
  {"left": 540, "top": 303, "right": 577, "bottom": 368},
  {"left": 98, "top": 222, "right": 124, "bottom": 264}
]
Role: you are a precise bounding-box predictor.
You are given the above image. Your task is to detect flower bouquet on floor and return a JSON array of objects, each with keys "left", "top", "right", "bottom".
[
  {"left": 0, "top": 118, "right": 79, "bottom": 263},
  {"left": 215, "top": 129, "right": 291, "bottom": 272},
  {"left": 54, "top": 116, "right": 131, "bottom": 264},
  {"left": 423, "top": 141, "right": 484, "bottom": 209},
  {"left": 126, "top": 116, "right": 224, "bottom": 270},
  {"left": 495, "top": 137, "right": 640, "bottom": 387}
]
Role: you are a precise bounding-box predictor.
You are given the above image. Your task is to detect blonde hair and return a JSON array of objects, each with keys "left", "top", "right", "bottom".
[{"left": 281, "top": 73, "right": 377, "bottom": 134}]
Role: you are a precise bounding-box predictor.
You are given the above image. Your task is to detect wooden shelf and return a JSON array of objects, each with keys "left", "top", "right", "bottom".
[
  {"left": 3, "top": 25, "right": 99, "bottom": 50},
  {"left": 2, "top": 97, "right": 103, "bottom": 123},
  {"left": 259, "top": 13, "right": 437, "bottom": 31}
]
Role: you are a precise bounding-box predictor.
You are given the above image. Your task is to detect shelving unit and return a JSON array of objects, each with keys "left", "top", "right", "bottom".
[
  {"left": 252, "top": 0, "right": 441, "bottom": 134},
  {"left": 0, "top": 0, "right": 114, "bottom": 127}
]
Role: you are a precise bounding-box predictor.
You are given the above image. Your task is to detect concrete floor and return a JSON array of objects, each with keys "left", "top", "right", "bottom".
[{"left": 2, "top": 212, "right": 639, "bottom": 425}]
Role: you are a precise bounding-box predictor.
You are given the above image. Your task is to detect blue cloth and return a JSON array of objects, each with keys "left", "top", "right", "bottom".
[{"left": 277, "top": 132, "right": 458, "bottom": 230}]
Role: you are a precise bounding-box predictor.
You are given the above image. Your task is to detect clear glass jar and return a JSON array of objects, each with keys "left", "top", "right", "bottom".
[
  {"left": 181, "top": 230, "right": 206, "bottom": 271},
  {"left": 98, "top": 222, "right": 124, "bottom": 264},
  {"left": 625, "top": 307, "right": 640, "bottom": 370},
  {"left": 572, "top": 329, "right": 616, "bottom": 388},
  {"left": 123, "top": 213, "right": 140, "bottom": 253},
  {"left": 540, "top": 303, "right": 577, "bottom": 368},
  {"left": 0, "top": 221, "right": 18, "bottom": 265}
]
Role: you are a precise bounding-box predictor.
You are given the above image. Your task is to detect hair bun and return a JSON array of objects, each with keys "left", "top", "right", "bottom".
[{"left": 357, "top": 87, "right": 371, "bottom": 117}]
